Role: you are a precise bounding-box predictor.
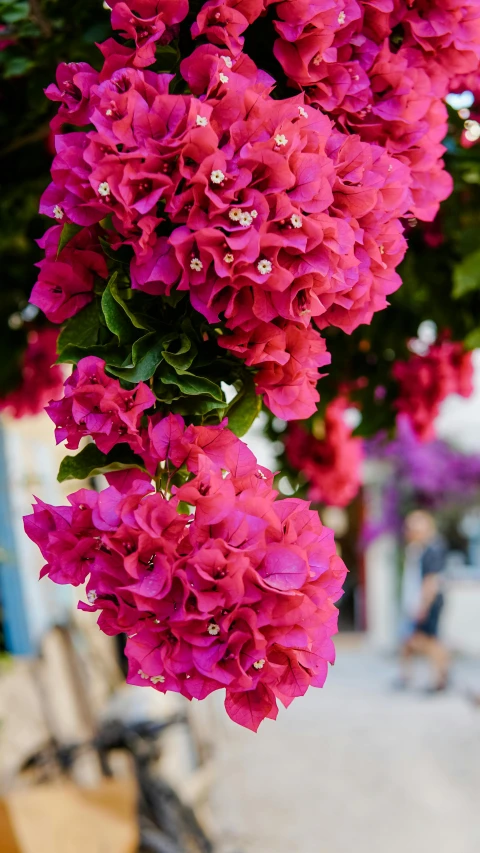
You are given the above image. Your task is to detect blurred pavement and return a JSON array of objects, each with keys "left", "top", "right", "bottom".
[{"left": 209, "top": 638, "right": 480, "bottom": 853}]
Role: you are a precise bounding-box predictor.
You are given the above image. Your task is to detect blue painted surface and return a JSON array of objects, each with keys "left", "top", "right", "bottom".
[{"left": 0, "top": 425, "right": 32, "bottom": 654}]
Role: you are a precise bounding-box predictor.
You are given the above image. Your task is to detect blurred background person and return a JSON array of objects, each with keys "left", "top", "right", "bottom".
[{"left": 398, "top": 510, "right": 450, "bottom": 692}]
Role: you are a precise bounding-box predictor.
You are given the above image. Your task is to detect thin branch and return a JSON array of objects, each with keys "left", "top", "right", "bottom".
[
  {"left": 29, "top": 0, "right": 53, "bottom": 38},
  {"left": 0, "top": 122, "right": 51, "bottom": 158}
]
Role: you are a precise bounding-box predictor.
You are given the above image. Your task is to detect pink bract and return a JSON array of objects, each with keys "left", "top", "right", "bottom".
[
  {"left": 24, "top": 413, "right": 347, "bottom": 731},
  {"left": 286, "top": 397, "right": 364, "bottom": 506}
]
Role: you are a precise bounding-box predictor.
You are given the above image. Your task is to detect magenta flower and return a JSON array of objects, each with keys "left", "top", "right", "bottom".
[
  {"left": 24, "top": 416, "right": 346, "bottom": 731},
  {"left": 46, "top": 356, "right": 155, "bottom": 456},
  {"left": 285, "top": 397, "right": 364, "bottom": 507},
  {"left": 0, "top": 329, "right": 64, "bottom": 419}
]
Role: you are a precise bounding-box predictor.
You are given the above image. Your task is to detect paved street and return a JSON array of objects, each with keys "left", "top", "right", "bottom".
[{"left": 208, "top": 640, "right": 480, "bottom": 853}]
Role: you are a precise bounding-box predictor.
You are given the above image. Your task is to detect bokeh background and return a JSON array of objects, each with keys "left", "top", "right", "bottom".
[{"left": 1, "top": 2, "right": 480, "bottom": 852}]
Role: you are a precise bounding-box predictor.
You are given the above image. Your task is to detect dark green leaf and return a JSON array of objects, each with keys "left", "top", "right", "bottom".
[
  {"left": 57, "top": 300, "right": 101, "bottom": 355},
  {"left": 159, "top": 363, "right": 225, "bottom": 400},
  {"left": 109, "top": 274, "right": 153, "bottom": 331},
  {"left": 4, "top": 55, "right": 34, "bottom": 77},
  {"left": 2, "top": 2, "right": 29, "bottom": 24},
  {"left": 173, "top": 397, "right": 227, "bottom": 417},
  {"left": 464, "top": 327, "right": 480, "bottom": 350},
  {"left": 58, "top": 443, "right": 146, "bottom": 483},
  {"left": 101, "top": 284, "right": 134, "bottom": 345},
  {"left": 58, "top": 343, "right": 128, "bottom": 367},
  {"left": 452, "top": 250, "right": 480, "bottom": 298},
  {"left": 162, "top": 333, "right": 197, "bottom": 371},
  {"left": 108, "top": 336, "right": 164, "bottom": 382},
  {"left": 56, "top": 222, "right": 83, "bottom": 257},
  {"left": 226, "top": 375, "right": 262, "bottom": 437}
]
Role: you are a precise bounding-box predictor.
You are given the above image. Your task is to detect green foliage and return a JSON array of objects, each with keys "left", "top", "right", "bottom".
[
  {"left": 452, "top": 250, "right": 480, "bottom": 299},
  {"left": 226, "top": 376, "right": 262, "bottom": 437},
  {"left": 58, "top": 443, "right": 146, "bottom": 483},
  {"left": 57, "top": 223, "right": 83, "bottom": 257}
]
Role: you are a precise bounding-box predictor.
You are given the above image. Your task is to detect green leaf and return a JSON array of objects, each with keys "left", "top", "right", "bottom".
[
  {"left": 56, "top": 222, "right": 83, "bottom": 257},
  {"left": 155, "top": 44, "right": 179, "bottom": 73},
  {"left": 159, "top": 362, "right": 225, "bottom": 400},
  {"left": 3, "top": 55, "right": 34, "bottom": 77},
  {"left": 101, "top": 284, "right": 134, "bottom": 345},
  {"left": 1, "top": 2, "right": 29, "bottom": 24},
  {"left": 162, "top": 333, "right": 197, "bottom": 371},
  {"left": 57, "top": 343, "right": 128, "bottom": 367},
  {"left": 173, "top": 397, "right": 227, "bottom": 417},
  {"left": 58, "top": 443, "right": 146, "bottom": 483},
  {"left": 226, "top": 375, "right": 261, "bottom": 437},
  {"left": 464, "top": 327, "right": 480, "bottom": 350},
  {"left": 109, "top": 274, "right": 153, "bottom": 331},
  {"left": 452, "top": 250, "right": 480, "bottom": 298},
  {"left": 108, "top": 335, "right": 164, "bottom": 382},
  {"left": 57, "top": 300, "right": 101, "bottom": 355}
]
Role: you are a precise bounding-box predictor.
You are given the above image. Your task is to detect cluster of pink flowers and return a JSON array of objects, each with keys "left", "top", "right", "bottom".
[
  {"left": 0, "top": 328, "right": 64, "bottom": 419},
  {"left": 187, "top": 0, "right": 480, "bottom": 222},
  {"left": 393, "top": 340, "right": 474, "bottom": 441},
  {"left": 45, "top": 355, "right": 155, "bottom": 458},
  {"left": 285, "top": 397, "right": 364, "bottom": 506},
  {"left": 31, "top": 0, "right": 418, "bottom": 420},
  {"left": 25, "top": 385, "right": 346, "bottom": 730}
]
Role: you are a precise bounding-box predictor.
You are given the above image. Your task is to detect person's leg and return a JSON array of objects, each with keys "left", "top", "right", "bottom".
[
  {"left": 423, "top": 636, "right": 450, "bottom": 689},
  {"left": 399, "top": 634, "right": 417, "bottom": 685}
]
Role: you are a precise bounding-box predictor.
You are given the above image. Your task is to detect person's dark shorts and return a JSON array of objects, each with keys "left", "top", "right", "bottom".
[{"left": 414, "top": 594, "right": 444, "bottom": 637}]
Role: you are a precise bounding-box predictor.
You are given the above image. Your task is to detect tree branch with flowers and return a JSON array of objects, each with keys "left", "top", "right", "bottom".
[{"left": 10, "top": 0, "right": 480, "bottom": 728}]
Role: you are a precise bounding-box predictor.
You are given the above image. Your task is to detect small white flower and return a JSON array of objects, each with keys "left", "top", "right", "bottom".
[
  {"left": 257, "top": 469, "right": 267, "bottom": 480},
  {"left": 291, "top": 214, "right": 302, "bottom": 228},
  {"left": 379, "top": 244, "right": 385, "bottom": 255},
  {"left": 106, "top": 108, "right": 113, "bottom": 117},
  {"left": 138, "top": 669, "right": 150, "bottom": 680},
  {"left": 352, "top": 74, "right": 360, "bottom": 81},
  {"left": 190, "top": 257, "right": 203, "bottom": 272},
  {"left": 250, "top": 209, "right": 258, "bottom": 219},
  {"left": 229, "top": 207, "right": 242, "bottom": 221},
  {"left": 274, "top": 134, "right": 288, "bottom": 147},
  {"left": 257, "top": 259, "right": 273, "bottom": 275},
  {"left": 150, "top": 675, "right": 166, "bottom": 684},
  {"left": 210, "top": 169, "right": 225, "bottom": 184},
  {"left": 87, "top": 590, "right": 97, "bottom": 604},
  {"left": 313, "top": 53, "right": 323, "bottom": 66},
  {"left": 196, "top": 115, "right": 208, "bottom": 126},
  {"left": 338, "top": 10, "right": 346, "bottom": 23},
  {"left": 219, "top": 72, "right": 229, "bottom": 84},
  {"left": 98, "top": 181, "right": 111, "bottom": 197},
  {"left": 53, "top": 205, "right": 64, "bottom": 220},
  {"left": 298, "top": 106, "right": 309, "bottom": 118},
  {"left": 221, "top": 55, "right": 233, "bottom": 68},
  {"left": 253, "top": 659, "right": 266, "bottom": 670},
  {"left": 224, "top": 253, "right": 234, "bottom": 264},
  {"left": 208, "top": 623, "right": 221, "bottom": 636},
  {"left": 240, "top": 211, "right": 253, "bottom": 227}
]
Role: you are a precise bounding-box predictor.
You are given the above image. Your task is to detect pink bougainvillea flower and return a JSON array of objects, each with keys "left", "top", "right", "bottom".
[
  {"left": 0, "top": 329, "right": 64, "bottom": 420},
  {"left": 393, "top": 340, "right": 474, "bottom": 441},
  {"left": 286, "top": 397, "right": 364, "bottom": 506},
  {"left": 24, "top": 415, "right": 347, "bottom": 731}
]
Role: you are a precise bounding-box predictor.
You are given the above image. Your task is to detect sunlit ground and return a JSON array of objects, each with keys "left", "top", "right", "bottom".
[{"left": 208, "top": 637, "right": 480, "bottom": 853}]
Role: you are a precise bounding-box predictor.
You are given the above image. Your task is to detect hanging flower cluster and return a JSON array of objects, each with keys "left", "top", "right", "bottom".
[
  {"left": 393, "top": 340, "right": 474, "bottom": 441},
  {"left": 30, "top": 0, "right": 422, "bottom": 420},
  {"left": 189, "top": 0, "right": 480, "bottom": 222},
  {"left": 0, "top": 329, "right": 64, "bottom": 419},
  {"left": 285, "top": 397, "right": 364, "bottom": 506},
  {"left": 22, "top": 0, "right": 480, "bottom": 726},
  {"left": 25, "top": 365, "right": 346, "bottom": 731}
]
